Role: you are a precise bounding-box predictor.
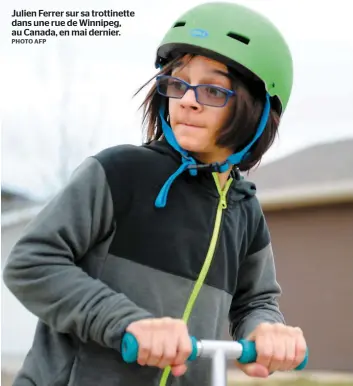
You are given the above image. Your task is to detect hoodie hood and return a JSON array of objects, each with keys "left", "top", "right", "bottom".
[{"left": 230, "top": 173, "right": 257, "bottom": 201}]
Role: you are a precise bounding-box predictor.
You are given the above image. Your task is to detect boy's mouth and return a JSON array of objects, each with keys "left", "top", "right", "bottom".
[{"left": 180, "top": 122, "right": 203, "bottom": 128}]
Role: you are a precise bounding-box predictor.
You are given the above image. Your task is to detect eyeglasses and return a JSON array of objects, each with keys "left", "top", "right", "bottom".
[{"left": 156, "top": 75, "right": 236, "bottom": 107}]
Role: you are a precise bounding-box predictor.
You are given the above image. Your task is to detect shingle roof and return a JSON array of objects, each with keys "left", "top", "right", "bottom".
[
  {"left": 1, "top": 187, "right": 36, "bottom": 213},
  {"left": 246, "top": 138, "right": 353, "bottom": 192}
]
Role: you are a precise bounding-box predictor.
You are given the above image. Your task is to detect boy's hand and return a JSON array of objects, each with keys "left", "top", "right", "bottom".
[
  {"left": 236, "top": 323, "right": 307, "bottom": 378},
  {"left": 126, "top": 317, "right": 192, "bottom": 377}
]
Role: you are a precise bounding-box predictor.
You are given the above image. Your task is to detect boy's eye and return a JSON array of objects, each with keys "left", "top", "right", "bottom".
[
  {"left": 203, "top": 86, "right": 226, "bottom": 98},
  {"left": 208, "top": 87, "right": 221, "bottom": 96},
  {"left": 169, "top": 80, "right": 185, "bottom": 90}
]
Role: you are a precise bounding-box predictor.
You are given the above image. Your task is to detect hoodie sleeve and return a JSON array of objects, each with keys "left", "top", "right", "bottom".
[
  {"left": 228, "top": 199, "right": 285, "bottom": 340},
  {"left": 2, "top": 156, "right": 154, "bottom": 352}
]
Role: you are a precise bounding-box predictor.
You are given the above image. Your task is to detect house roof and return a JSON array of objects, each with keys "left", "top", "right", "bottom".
[
  {"left": 1, "top": 187, "right": 44, "bottom": 228},
  {"left": 1, "top": 187, "right": 37, "bottom": 213},
  {"left": 246, "top": 138, "right": 353, "bottom": 210}
]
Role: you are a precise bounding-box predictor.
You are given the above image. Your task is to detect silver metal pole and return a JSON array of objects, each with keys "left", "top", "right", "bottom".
[{"left": 211, "top": 349, "right": 227, "bottom": 386}]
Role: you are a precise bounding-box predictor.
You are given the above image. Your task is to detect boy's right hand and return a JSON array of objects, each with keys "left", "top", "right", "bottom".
[{"left": 125, "top": 317, "right": 192, "bottom": 377}]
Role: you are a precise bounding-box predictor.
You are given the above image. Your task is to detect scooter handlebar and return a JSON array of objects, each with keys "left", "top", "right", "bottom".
[{"left": 121, "top": 332, "right": 308, "bottom": 370}]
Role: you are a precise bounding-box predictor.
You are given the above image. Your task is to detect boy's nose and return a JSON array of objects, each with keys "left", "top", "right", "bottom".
[{"left": 180, "top": 88, "right": 201, "bottom": 110}]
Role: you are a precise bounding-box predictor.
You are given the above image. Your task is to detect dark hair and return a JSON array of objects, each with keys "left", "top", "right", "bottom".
[{"left": 133, "top": 54, "right": 280, "bottom": 172}]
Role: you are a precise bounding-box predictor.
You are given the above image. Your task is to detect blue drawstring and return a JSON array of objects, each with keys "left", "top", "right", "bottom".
[
  {"left": 155, "top": 104, "right": 198, "bottom": 208},
  {"left": 154, "top": 156, "right": 196, "bottom": 208},
  {"left": 154, "top": 93, "right": 271, "bottom": 208}
]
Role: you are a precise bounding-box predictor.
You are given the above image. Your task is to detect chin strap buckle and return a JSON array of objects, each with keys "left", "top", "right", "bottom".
[{"left": 187, "top": 162, "right": 224, "bottom": 173}]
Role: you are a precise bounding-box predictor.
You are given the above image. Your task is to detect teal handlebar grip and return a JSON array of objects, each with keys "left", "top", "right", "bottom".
[
  {"left": 121, "top": 332, "right": 198, "bottom": 363},
  {"left": 121, "top": 333, "right": 308, "bottom": 371},
  {"left": 238, "top": 339, "right": 309, "bottom": 370},
  {"left": 121, "top": 332, "right": 139, "bottom": 363}
]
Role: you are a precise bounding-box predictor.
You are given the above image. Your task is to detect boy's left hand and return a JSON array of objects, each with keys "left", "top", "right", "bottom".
[{"left": 235, "top": 323, "right": 307, "bottom": 378}]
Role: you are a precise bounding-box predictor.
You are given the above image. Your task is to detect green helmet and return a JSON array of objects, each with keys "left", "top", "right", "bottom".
[{"left": 155, "top": 2, "right": 293, "bottom": 115}]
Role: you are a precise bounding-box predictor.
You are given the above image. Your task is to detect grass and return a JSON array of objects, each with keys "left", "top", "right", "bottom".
[{"left": 229, "top": 379, "right": 353, "bottom": 386}]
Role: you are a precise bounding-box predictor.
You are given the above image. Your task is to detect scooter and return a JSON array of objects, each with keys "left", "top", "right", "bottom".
[{"left": 121, "top": 333, "right": 309, "bottom": 386}]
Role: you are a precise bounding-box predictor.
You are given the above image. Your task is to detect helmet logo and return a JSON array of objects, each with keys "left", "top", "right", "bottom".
[{"left": 190, "top": 28, "right": 208, "bottom": 38}]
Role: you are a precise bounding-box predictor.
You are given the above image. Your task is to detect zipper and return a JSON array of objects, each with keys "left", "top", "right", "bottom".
[{"left": 159, "top": 173, "right": 233, "bottom": 386}]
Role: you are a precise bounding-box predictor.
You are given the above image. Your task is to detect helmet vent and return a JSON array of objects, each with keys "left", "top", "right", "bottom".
[
  {"left": 227, "top": 32, "right": 250, "bottom": 45},
  {"left": 173, "top": 21, "right": 186, "bottom": 28}
]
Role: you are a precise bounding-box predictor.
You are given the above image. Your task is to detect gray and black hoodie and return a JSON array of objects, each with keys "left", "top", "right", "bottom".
[{"left": 3, "top": 139, "right": 284, "bottom": 386}]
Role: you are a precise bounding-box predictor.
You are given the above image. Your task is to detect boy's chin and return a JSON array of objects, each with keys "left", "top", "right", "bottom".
[{"left": 175, "top": 137, "right": 208, "bottom": 154}]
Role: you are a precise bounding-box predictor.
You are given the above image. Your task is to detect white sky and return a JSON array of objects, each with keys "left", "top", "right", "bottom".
[
  {"left": 1, "top": 0, "right": 353, "bottom": 199},
  {"left": 0, "top": 0, "right": 353, "bottom": 359}
]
